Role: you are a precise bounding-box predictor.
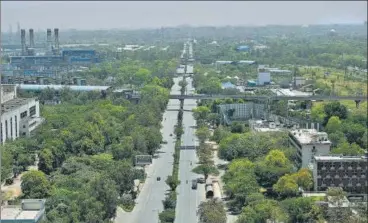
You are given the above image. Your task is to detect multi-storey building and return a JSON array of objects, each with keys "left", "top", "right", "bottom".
[
  {"left": 0, "top": 84, "right": 42, "bottom": 143},
  {"left": 288, "top": 129, "right": 331, "bottom": 168},
  {"left": 312, "top": 155, "right": 368, "bottom": 194}
]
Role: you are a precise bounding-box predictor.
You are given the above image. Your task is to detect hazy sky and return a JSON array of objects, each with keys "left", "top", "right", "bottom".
[{"left": 1, "top": 1, "right": 367, "bottom": 30}]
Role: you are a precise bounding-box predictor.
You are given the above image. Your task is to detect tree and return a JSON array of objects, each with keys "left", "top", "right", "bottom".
[
  {"left": 89, "top": 175, "right": 119, "bottom": 219},
  {"left": 255, "top": 150, "right": 294, "bottom": 188},
  {"left": 111, "top": 137, "right": 134, "bottom": 160},
  {"left": 223, "top": 159, "right": 259, "bottom": 211},
  {"left": 166, "top": 175, "right": 180, "bottom": 191},
  {"left": 331, "top": 142, "right": 365, "bottom": 156},
  {"left": 212, "top": 125, "right": 231, "bottom": 143},
  {"left": 192, "top": 164, "right": 219, "bottom": 181},
  {"left": 38, "top": 148, "right": 54, "bottom": 175},
  {"left": 237, "top": 199, "right": 289, "bottom": 223},
  {"left": 159, "top": 209, "right": 175, "bottom": 223},
  {"left": 21, "top": 170, "right": 52, "bottom": 198},
  {"left": 193, "top": 106, "right": 211, "bottom": 122},
  {"left": 323, "top": 102, "right": 348, "bottom": 125},
  {"left": 230, "top": 121, "right": 245, "bottom": 133},
  {"left": 198, "top": 198, "right": 227, "bottom": 223},
  {"left": 196, "top": 126, "right": 211, "bottom": 144},
  {"left": 281, "top": 197, "right": 324, "bottom": 223},
  {"left": 325, "top": 116, "right": 342, "bottom": 133},
  {"left": 273, "top": 174, "right": 299, "bottom": 197}
]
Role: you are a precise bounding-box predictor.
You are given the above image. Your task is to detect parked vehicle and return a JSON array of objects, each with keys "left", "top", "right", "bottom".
[
  {"left": 197, "top": 177, "right": 205, "bottom": 184},
  {"left": 191, "top": 179, "right": 198, "bottom": 189},
  {"left": 157, "top": 177, "right": 161, "bottom": 181}
]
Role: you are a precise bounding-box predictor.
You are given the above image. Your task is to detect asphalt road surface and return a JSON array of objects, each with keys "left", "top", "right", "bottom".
[
  {"left": 175, "top": 77, "right": 206, "bottom": 223},
  {"left": 115, "top": 77, "right": 182, "bottom": 223}
]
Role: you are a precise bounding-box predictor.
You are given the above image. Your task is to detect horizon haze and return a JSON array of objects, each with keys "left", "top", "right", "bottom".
[{"left": 1, "top": 1, "right": 367, "bottom": 31}]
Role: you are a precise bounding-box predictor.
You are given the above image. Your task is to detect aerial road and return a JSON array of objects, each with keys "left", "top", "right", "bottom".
[
  {"left": 175, "top": 76, "right": 206, "bottom": 223},
  {"left": 115, "top": 77, "right": 182, "bottom": 223}
]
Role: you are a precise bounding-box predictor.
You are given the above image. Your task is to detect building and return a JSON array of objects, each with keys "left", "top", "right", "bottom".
[
  {"left": 1, "top": 84, "right": 42, "bottom": 143},
  {"left": 249, "top": 120, "right": 284, "bottom": 132},
  {"left": 1, "top": 199, "right": 46, "bottom": 223},
  {"left": 312, "top": 155, "right": 368, "bottom": 194},
  {"left": 257, "top": 65, "right": 271, "bottom": 85},
  {"left": 288, "top": 129, "right": 331, "bottom": 168},
  {"left": 218, "top": 103, "right": 265, "bottom": 125}
]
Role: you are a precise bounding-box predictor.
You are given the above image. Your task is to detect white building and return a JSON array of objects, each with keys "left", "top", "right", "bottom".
[
  {"left": 288, "top": 129, "right": 331, "bottom": 168},
  {"left": 1, "top": 84, "right": 43, "bottom": 144},
  {"left": 257, "top": 65, "right": 271, "bottom": 85}
]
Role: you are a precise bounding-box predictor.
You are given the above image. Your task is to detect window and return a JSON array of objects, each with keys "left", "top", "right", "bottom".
[
  {"left": 5, "top": 120, "right": 8, "bottom": 140},
  {"left": 30, "top": 106, "right": 36, "bottom": 116},
  {"left": 21, "top": 111, "right": 28, "bottom": 118},
  {"left": 15, "top": 115, "right": 18, "bottom": 137},
  {"left": 10, "top": 118, "right": 13, "bottom": 138}
]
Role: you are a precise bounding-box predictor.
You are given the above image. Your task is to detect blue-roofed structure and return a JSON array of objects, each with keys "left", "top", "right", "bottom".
[
  {"left": 236, "top": 45, "right": 250, "bottom": 52},
  {"left": 221, "top": 81, "right": 236, "bottom": 89},
  {"left": 17, "top": 84, "right": 111, "bottom": 92}
]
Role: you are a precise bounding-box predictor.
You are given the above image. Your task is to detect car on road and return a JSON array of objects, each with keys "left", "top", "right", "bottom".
[
  {"left": 197, "top": 177, "right": 205, "bottom": 184},
  {"left": 191, "top": 179, "right": 198, "bottom": 189},
  {"left": 157, "top": 177, "right": 161, "bottom": 181}
]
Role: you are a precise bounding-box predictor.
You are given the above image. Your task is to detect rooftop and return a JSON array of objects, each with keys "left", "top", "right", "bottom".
[
  {"left": 1, "top": 199, "right": 45, "bottom": 221},
  {"left": 289, "top": 129, "right": 331, "bottom": 145},
  {"left": 18, "top": 84, "right": 111, "bottom": 92},
  {"left": 1, "top": 97, "right": 36, "bottom": 114},
  {"left": 314, "top": 155, "right": 368, "bottom": 161}
]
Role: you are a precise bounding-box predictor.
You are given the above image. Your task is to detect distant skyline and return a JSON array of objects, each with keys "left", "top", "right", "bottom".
[{"left": 1, "top": 1, "right": 367, "bottom": 31}]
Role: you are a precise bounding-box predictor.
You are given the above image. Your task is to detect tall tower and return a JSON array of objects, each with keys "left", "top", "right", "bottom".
[
  {"left": 21, "top": 29, "right": 26, "bottom": 56},
  {"left": 29, "top": 29, "right": 35, "bottom": 48},
  {"left": 46, "top": 29, "right": 52, "bottom": 54},
  {"left": 54, "top": 28, "right": 59, "bottom": 54}
]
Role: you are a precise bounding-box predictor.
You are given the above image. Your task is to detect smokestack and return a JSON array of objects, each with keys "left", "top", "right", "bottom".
[
  {"left": 47, "top": 28, "right": 52, "bottom": 52},
  {"left": 54, "top": 28, "right": 59, "bottom": 52},
  {"left": 21, "top": 29, "right": 26, "bottom": 55},
  {"left": 29, "top": 29, "right": 34, "bottom": 48}
]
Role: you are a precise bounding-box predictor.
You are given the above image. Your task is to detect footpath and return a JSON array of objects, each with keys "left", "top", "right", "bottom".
[{"left": 206, "top": 140, "right": 239, "bottom": 223}]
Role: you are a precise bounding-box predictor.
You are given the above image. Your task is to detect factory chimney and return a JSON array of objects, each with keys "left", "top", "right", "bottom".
[
  {"left": 29, "top": 29, "right": 35, "bottom": 48},
  {"left": 54, "top": 28, "right": 59, "bottom": 53},
  {"left": 46, "top": 28, "right": 52, "bottom": 52},
  {"left": 21, "top": 29, "right": 26, "bottom": 55}
]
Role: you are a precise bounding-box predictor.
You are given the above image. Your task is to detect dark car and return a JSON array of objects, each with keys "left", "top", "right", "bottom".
[
  {"left": 191, "top": 179, "right": 198, "bottom": 189},
  {"left": 157, "top": 177, "right": 161, "bottom": 181},
  {"left": 197, "top": 177, "right": 205, "bottom": 184}
]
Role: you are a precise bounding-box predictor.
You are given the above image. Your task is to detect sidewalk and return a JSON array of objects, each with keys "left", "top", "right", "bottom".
[{"left": 208, "top": 141, "right": 238, "bottom": 223}]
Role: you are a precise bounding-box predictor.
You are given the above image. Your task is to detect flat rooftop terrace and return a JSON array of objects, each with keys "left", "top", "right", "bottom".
[
  {"left": 289, "top": 129, "right": 331, "bottom": 145},
  {"left": 1, "top": 207, "right": 40, "bottom": 220},
  {"left": 1, "top": 97, "right": 35, "bottom": 114}
]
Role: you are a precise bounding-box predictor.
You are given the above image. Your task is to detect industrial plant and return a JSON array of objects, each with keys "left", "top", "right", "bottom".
[{"left": 1, "top": 28, "right": 100, "bottom": 85}]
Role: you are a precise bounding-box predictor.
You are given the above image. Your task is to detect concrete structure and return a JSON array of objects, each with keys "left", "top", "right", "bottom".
[
  {"left": 1, "top": 199, "right": 46, "bottom": 223},
  {"left": 312, "top": 155, "right": 368, "bottom": 194},
  {"left": 218, "top": 103, "right": 265, "bottom": 125},
  {"left": 288, "top": 129, "right": 331, "bottom": 168},
  {"left": 293, "top": 76, "right": 306, "bottom": 87},
  {"left": 1, "top": 84, "right": 42, "bottom": 143},
  {"left": 257, "top": 65, "right": 271, "bottom": 85},
  {"left": 249, "top": 119, "right": 284, "bottom": 132},
  {"left": 221, "top": 81, "right": 236, "bottom": 89},
  {"left": 257, "top": 72, "right": 271, "bottom": 85},
  {"left": 17, "top": 84, "right": 111, "bottom": 92}
]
